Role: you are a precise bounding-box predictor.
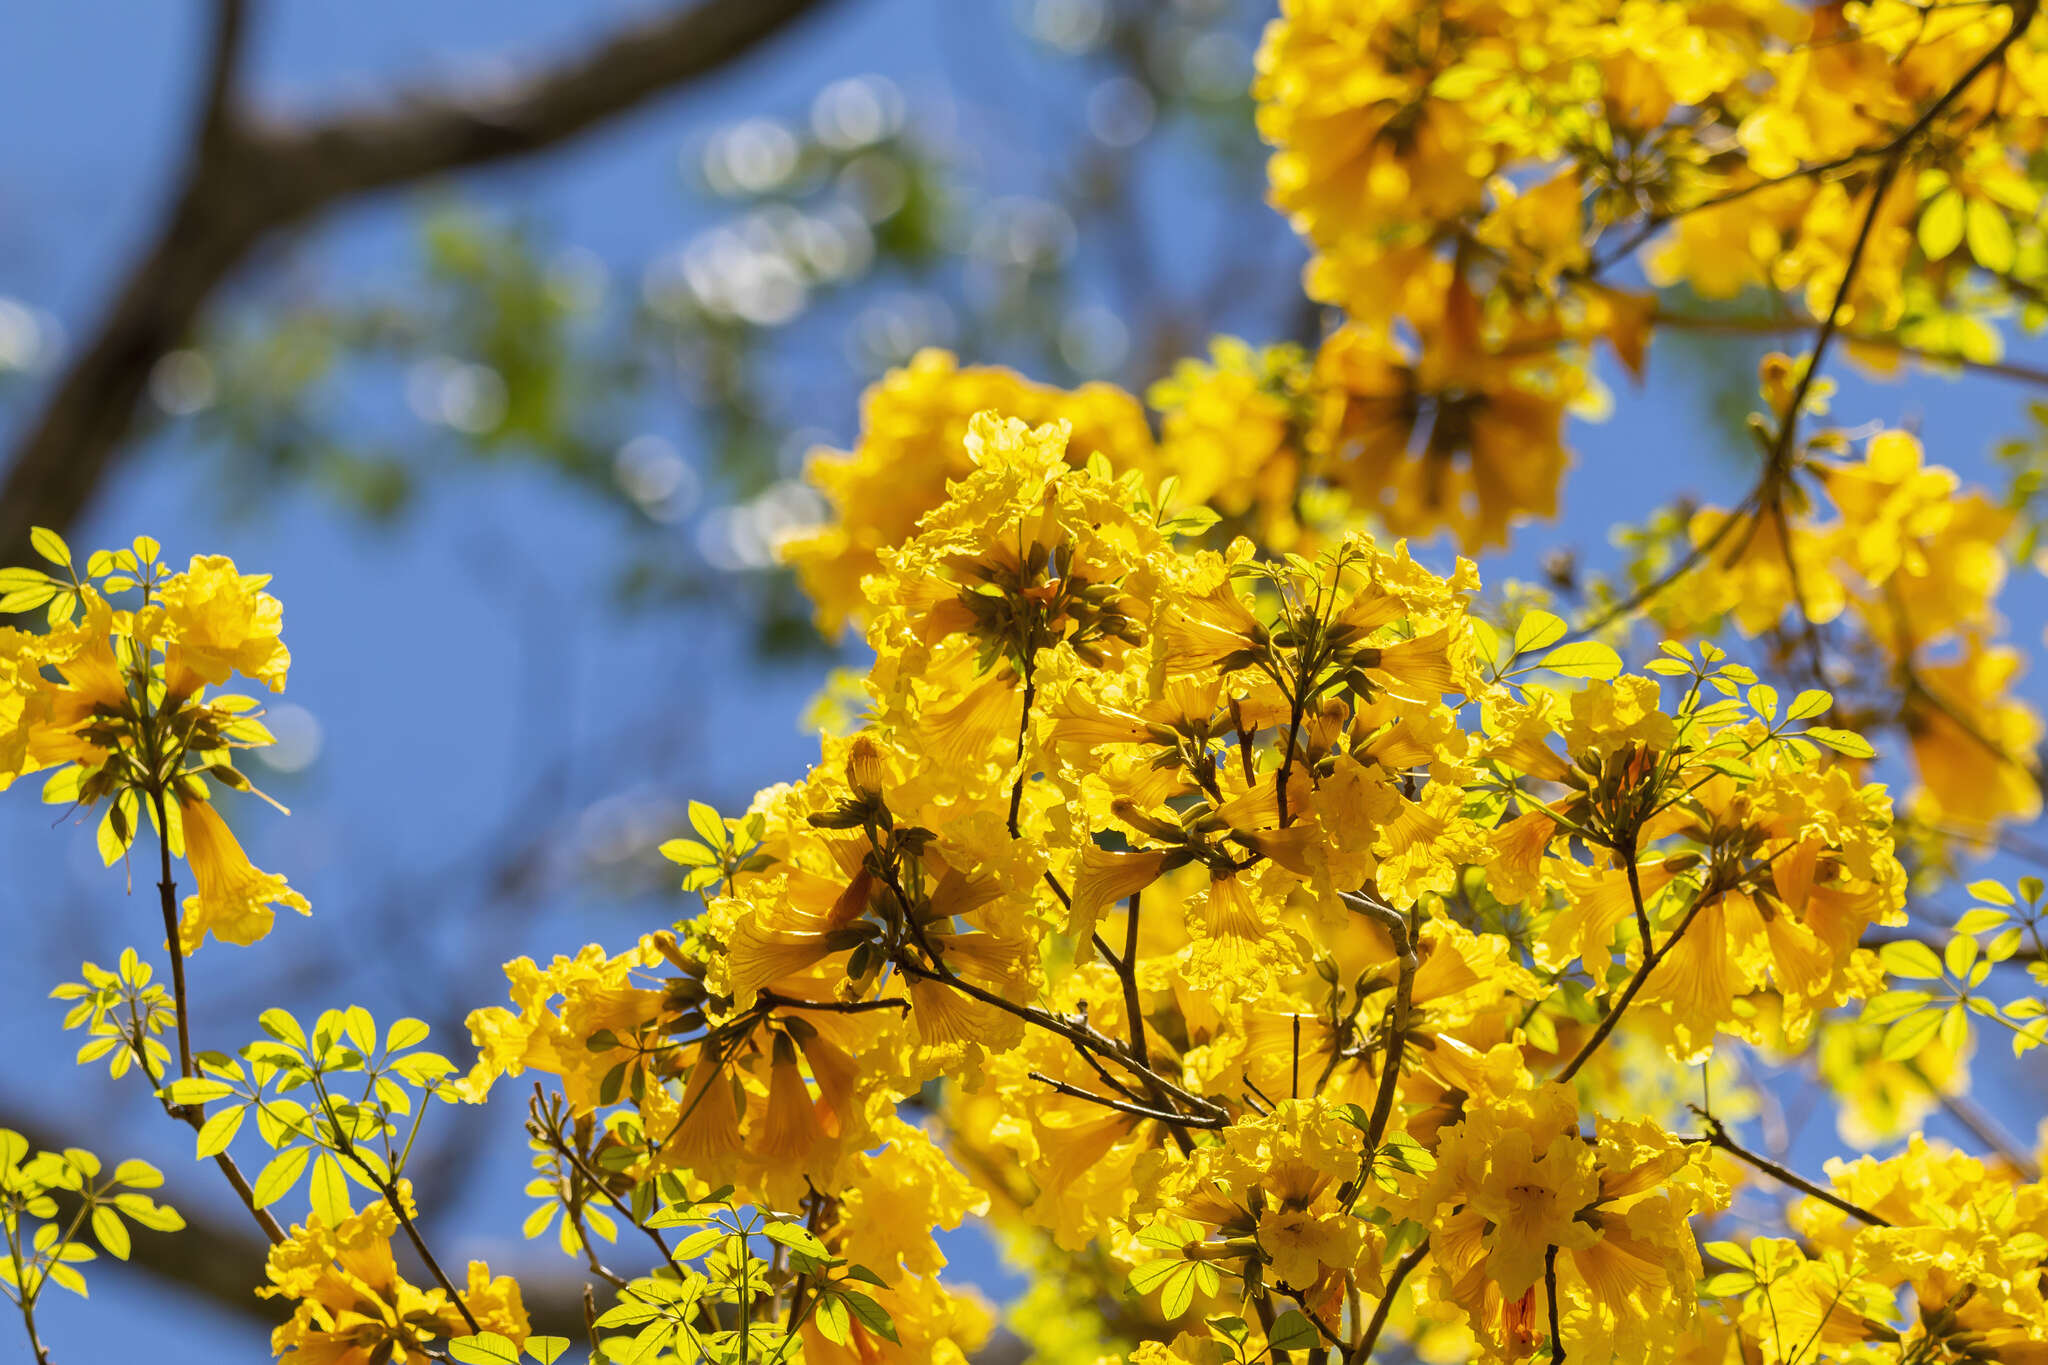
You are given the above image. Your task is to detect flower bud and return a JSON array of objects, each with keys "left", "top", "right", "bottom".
[{"left": 846, "top": 734, "right": 887, "bottom": 799}]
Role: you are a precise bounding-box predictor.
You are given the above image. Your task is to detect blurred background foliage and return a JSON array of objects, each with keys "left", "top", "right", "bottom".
[{"left": 44, "top": 0, "right": 1304, "bottom": 655}]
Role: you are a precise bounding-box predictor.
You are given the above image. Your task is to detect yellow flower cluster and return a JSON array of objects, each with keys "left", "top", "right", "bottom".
[
  {"left": 1671, "top": 412, "right": 2043, "bottom": 835},
  {"left": 260, "top": 1192, "right": 528, "bottom": 1365},
  {"left": 455, "top": 414, "right": 1991, "bottom": 1363},
  {"left": 0, "top": 536, "right": 306, "bottom": 952}
]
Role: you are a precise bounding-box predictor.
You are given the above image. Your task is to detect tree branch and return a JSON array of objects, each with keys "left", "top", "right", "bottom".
[
  {"left": 1337, "top": 890, "right": 1416, "bottom": 1149},
  {"left": 1687, "top": 1107, "right": 1890, "bottom": 1228},
  {"left": 0, "top": 0, "right": 836, "bottom": 566}
]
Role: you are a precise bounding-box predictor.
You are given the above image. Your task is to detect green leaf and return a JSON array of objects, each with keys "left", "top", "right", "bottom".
[
  {"left": 593, "top": 1299, "right": 662, "bottom": 1329},
  {"left": 1704, "top": 1240, "right": 1752, "bottom": 1270},
  {"left": 30, "top": 527, "right": 72, "bottom": 569},
  {"left": 687, "top": 801, "right": 726, "bottom": 848},
  {"left": 1967, "top": 879, "right": 2016, "bottom": 907},
  {"left": 0, "top": 567, "right": 50, "bottom": 593},
  {"left": 448, "top": 1331, "right": 523, "bottom": 1364},
  {"left": 161, "top": 1077, "right": 236, "bottom": 1107},
  {"left": 0, "top": 584, "right": 59, "bottom": 614},
  {"left": 110, "top": 1194, "right": 183, "bottom": 1233},
  {"left": 385, "top": 1017, "right": 431, "bottom": 1053},
  {"left": 1468, "top": 617, "right": 1505, "bottom": 671},
  {"left": 1513, "top": 610, "right": 1567, "bottom": 656},
  {"left": 308, "top": 1152, "right": 350, "bottom": 1224},
  {"left": 194, "top": 1105, "right": 245, "bottom": 1158},
  {"left": 1267, "top": 1309, "right": 1319, "bottom": 1351},
  {"left": 525, "top": 1338, "right": 571, "bottom": 1365},
  {"left": 1537, "top": 641, "right": 1622, "bottom": 681},
  {"left": 813, "top": 1292, "right": 852, "bottom": 1346},
  {"left": 1953, "top": 908, "right": 2011, "bottom": 935},
  {"left": 668, "top": 1227, "right": 727, "bottom": 1261},
  {"left": 1943, "top": 934, "right": 1979, "bottom": 978},
  {"left": 763, "top": 1220, "right": 828, "bottom": 1259},
  {"left": 1701, "top": 1271, "right": 1757, "bottom": 1298},
  {"left": 840, "top": 1289, "right": 898, "bottom": 1344},
  {"left": 1861, "top": 989, "right": 1933, "bottom": 1025},
  {"left": 658, "top": 839, "right": 718, "bottom": 868},
  {"left": 1127, "top": 1259, "right": 1184, "bottom": 1294},
  {"left": 259, "top": 1009, "right": 306, "bottom": 1049},
  {"left": 1785, "top": 688, "right": 1833, "bottom": 722},
  {"left": 1135, "top": 1216, "right": 1201, "bottom": 1250},
  {"left": 252, "top": 1147, "right": 311, "bottom": 1209},
  {"left": 342, "top": 1005, "right": 377, "bottom": 1056},
  {"left": 90, "top": 1206, "right": 131, "bottom": 1260},
  {"left": 1919, "top": 188, "right": 1965, "bottom": 258},
  {"left": 1128, "top": 1258, "right": 1217, "bottom": 1319},
  {"left": 1879, "top": 941, "right": 1944, "bottom": 981},
  {"left": 620, "top": 1320, "right": 675, "bottom": 1365},
  {"left": 1881, "top": 1007, "right": 1944, "bottom": 1062},
  {"left": 1966, "top": 198, "right": 2015, "bottom": 273},
  {"left": 1805, "top": 727, "right": 1875, "bottom": 759},
  {"left": 1165, "top": 1260, "right": 1218, "bottom": 1319}
]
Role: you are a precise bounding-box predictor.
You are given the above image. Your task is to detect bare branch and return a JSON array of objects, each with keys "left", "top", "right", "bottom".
[{"left": 0, "top": 0, "right": 836, "bottom": 565}]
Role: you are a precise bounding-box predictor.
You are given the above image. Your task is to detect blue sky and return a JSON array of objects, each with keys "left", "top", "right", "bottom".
[{"left": 4, "top": 2, "right": 2048, "bottom": 1361}]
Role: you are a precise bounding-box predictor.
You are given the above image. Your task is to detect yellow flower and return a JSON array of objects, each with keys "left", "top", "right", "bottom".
[
  {"left": 176, "top": 794, "right": 310, "bottom": 954},
  {"left": 260, "top": 1197, "right": 527, "bottom": 1365},
  {"left": 459, "top": 942, "right": 666, "bottom": 1108},
  {"left": 159, "top": 553, "right": 290, "bottom": 695},
  {"left": 1254, "top": 0, "right": 1505, "bottom": 254},
  {"left": 0, "top": 627, "right": 57, "bottom": 787},
  {"left": 1422, "top": 1088, "right": 1721, "bottom": 1360},
  {"left": 782, "top": 349, "right": 1155, "bottom": 636},
  {"left": 1148, "top": 338, "right": 1313, "bottom": 547},
  {"left": 1310, "top": 274, "right": 1580, "bottom": 552},
  {"left": 1905, "top": 638, "right": 2044, "bottom": 833}
]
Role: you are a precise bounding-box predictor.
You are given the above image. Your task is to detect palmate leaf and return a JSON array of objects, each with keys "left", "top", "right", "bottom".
[{"left": 1128, "top": 1256, "right": 1220, "bottom": 1319}]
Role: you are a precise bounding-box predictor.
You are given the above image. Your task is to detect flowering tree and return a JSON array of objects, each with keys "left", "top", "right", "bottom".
[{"left": 8, "top": 1, "right": 2048, "bottom": 1363}]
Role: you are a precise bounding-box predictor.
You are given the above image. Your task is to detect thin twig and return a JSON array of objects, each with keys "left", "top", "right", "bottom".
[
  {"left": 1557, "top": 880, "right": 1709, "bottom": 1082},
  {"left": 1545, "top": 1244, "right": 1566, "bottom": 1364},
  {"left": 1118, "top": 893, "right": 1150, "bottom": 1069},
  {"left": 1338, "top": 891, "right": 1416, "bottom": 1149},
  {"left": 146, "top": 787, "right": 287, "bottom": 1246},
  {"left": 1025, "top": 1072, "right": 1222, "bottom": 1128},
  {"left": 1687, "top": 1107, "right": 1890, "bottom": 1228},
  {"left": 1346, "top": 1240, "right": 1428, "bottom": 1364}
]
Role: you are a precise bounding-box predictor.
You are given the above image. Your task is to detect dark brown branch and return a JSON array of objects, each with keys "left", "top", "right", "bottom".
[
  {"left": 1025, "top": 1072, "right": 1222, "bottom": 1128},
  {"left": 1118, "top": 893, "right": 1150, "bottom": 1069},
  {"left": 1687, "top": 1108, "right": 1890, "bottom": 1228},
  {"left": 1345, "top": 1240, "right": 1427, "bottom": 1365},
  {"left": 1338, "top": 891, "right": 1416, "bottom": 1149},
  {"left": 1544, "top": 1245, "right": 1565, "bottom": 1364},
  {"left": 0, "top": 0, "right": 835, "bottom": 566},
  {"left": 1652, "top": 308, "right": 2048, "bottom": 389},
  {"left": 148, "top": 787, "right": 288, "bottom": 1248},
  {"left": 198, "top": 0, "right": 251, "bottom": 140},
  {"left": 1556, "top": 878, "right": 1708, "bottom": 1082}
]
